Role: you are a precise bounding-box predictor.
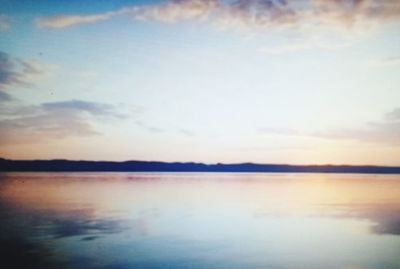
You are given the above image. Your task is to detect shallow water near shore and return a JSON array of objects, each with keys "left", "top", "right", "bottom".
[{"left": 0, "top": 172, "right": 399, "bottom": 269}]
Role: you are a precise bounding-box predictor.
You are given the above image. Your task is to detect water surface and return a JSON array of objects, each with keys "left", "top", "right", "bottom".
[{"left": 0, "top": 172, "right": 399, "bottom": 269}]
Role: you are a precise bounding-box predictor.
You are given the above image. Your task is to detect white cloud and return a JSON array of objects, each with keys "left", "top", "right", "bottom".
[
  {"left": 36, "top": 10, "right": 125, "bottom": 29},
  {"left": 35, "top": 0, "right": 400, "bottom": 34}
]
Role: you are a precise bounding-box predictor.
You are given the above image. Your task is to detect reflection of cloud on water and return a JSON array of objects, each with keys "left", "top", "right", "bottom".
[
  {"left": 372, "top": 218, "right": 400, "bottom": 235},
  {"left": 0, "top": 202, "right": 128, "bottom": 240},
  {"left": 51, "top": 216, "right": 123, "bottom": 238},
  {"left": 319, "top": 203, "right": 400, "bottom": 236},
  {"left": 0, "top": 194, "right": 169, "bottom": 269},
  {"left": 0, "top": 203, "right": 157, "bottom": 268},
  {"left": 366, "top": 208, "right": 400, "bottom": 236},
  {"left": 0, "top": 173, "right": 399, "bottom": 269},
  {"left": 252, "top": 200, "right": 400, "bottom": 236},
  {"left": 81, "top": 236, "right": 100, "bottom": 241}
]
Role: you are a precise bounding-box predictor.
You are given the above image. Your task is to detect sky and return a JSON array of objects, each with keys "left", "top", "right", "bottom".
[{"left": 0, "top": 0, "right": 399, "bottom": 165}]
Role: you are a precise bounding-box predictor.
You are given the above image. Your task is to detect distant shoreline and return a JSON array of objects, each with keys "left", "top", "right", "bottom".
[{"left": 1, "top": 158, "right": 400, "bottom": 174}]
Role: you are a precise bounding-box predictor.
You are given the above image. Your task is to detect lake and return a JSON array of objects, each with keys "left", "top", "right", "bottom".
[{"left": 0, "top": 172, "right": 399, "bottom": 269}]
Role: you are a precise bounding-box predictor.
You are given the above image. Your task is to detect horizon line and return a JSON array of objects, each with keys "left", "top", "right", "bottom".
[{"left": 1, "top": 157, "right": 400, "bottom": 168}]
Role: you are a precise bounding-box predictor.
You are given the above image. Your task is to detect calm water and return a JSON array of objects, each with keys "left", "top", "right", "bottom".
[{"left": 0, "top": 173, "right": 399, "bottom": 269}]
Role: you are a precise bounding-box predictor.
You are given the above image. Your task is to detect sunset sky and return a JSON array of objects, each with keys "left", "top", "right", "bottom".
[{"left": 0, "top": 0, "right": 399, "bottom": 165}]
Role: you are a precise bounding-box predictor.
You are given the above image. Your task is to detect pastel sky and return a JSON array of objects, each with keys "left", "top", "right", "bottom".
[{"left": 0, "top": 0, "right": 399, "bottom": 165}]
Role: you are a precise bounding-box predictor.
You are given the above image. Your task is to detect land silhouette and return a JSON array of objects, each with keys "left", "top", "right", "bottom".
[{"left": 1, "top": 158, "right": 400, "bottom": 174}]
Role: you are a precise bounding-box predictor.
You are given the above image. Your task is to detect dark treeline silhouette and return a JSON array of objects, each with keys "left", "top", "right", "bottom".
[{"left": 1, "top": 158, "right": 400, "bottom": 173}]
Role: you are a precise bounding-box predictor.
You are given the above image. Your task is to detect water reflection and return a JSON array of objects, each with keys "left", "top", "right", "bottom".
[
  {"left": 317, "top": 202, "right": 400, "bottom": 235},
  {"left": 0, "top": 172, "right": 399, "bottom": 269}
]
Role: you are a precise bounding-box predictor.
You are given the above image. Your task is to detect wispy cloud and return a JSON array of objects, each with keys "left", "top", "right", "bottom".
[
  {"left": 42, "top": 99, "right": 119, "bottom": 117},
  {"left": 0, "top": 51, "right": 24, "bottom": 89},
  {"left": 0, "top": 14, "right": 10, "bottom": 32},
  {"left": 324, "top": 201, "right": 400, "bottom": 236},
  {"left": 0, "top": 51, "right": 53, "bottom": 99},
  {"left": 133, "top": 121, "right": 195, "bottom": 136},
  {"left": 36, "top": 0, "right": 400, "bottom": 34},
  {"left": 36, "top": 10, "right": 125, "bottom": 29},
  {"left": 257, "top": 108, "right": 400, "bottom": 145},
  {"left": 314, "top": 0, "right": 400, "bottom": 22},
  {"left": 0, "top": 100, "right": 126, "bottom": 145},
  {"left": 386, "top": 107, "right": 400, "bottom": 120},
  {"left": 130, "top": 0, "right": 298, "bottom": 28},
  {"left": 369, "top": 56, "right": 400, "bottom": 67},
  {"left": 134, "top": 120, "right": 166, "bottom": 133},
  {"left": 315, "top": 107, "right": 400, "bottom": 145},
  {"left": 0, "top": 91, "right": 13, "bottom": 102},
  {"left": 178, "top": 128, "right": 194, "bottom": 137}
]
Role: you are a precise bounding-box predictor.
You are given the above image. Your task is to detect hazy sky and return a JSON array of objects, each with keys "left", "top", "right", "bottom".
[{"left": 0, "top": 0, "right": 399, "bottom": 165}]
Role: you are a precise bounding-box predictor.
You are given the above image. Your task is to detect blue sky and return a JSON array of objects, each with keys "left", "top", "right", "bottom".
[{"left": 0, "top": 0, "right": 400, "bottom": 165}]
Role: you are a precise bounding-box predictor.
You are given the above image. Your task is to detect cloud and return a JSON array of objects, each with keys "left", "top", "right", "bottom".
[
  {"left": 315, "top": 0, "right": 400, "bottom": 21},
  {"left": 144, "top": 0, "right": 298, "bottom": 28},
  {"left": 0, "top": 51, "right": 20, "bottom": 88},
  {"left": 372, "top": 214, "right": 400, "bottom": 235},
  {"left": 36, "top": 10, "right": 123, "bottom": 29},
  {"left": 42, "top": 99, "right": 118, "bottom": 117},
  {"left": 231, "top": 145, "right": 314, "bottom": 151},
  {"left": 386, "top": 107, "right": 400, "bottom": 120},
  {"left": 257, "top": 108, "right": 400, "bottom": 146},
  {"left": 178, "top": 128, "right": 194, "bottom": 137},
  {"left": 0, "top": 51, "right": 52, "bottom": 100},
  {"left": 323, "top": 202, "right": 400, "bottom": 236},
  {"left": 315, "top": 108, "right": 400, "bottom": 145},
  {"left": 134, "top": 121, "right": 195, "bottom": 136},
  {"left": 134, "top": 120, "right": 166, "bottom": 133},
  {"left": 0, "top": 14, "right": 10, "bottom": 32},
  {"left": 146, "top": 126, "right": 165, "bottom": 133},
  {"left": 0, "top": 91, "right": 12, "bottom": 102},
  {"left": 51, "top": 215, "right": 123, "bottom": 239},
  {"left": 36, "top": 0, "right": 297, "bottom": 30},
  {"left": 125, "top": 0, "right": 218, "bottom": 23},
  {"left": 369, "top": 56, "right": 400, "bottom": 67},
  {"left": 0, "top": 100, "right": 125, "bottom": 145},
  {"left": 36, "top": 0, "right": 400, "bottom": 35}
]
